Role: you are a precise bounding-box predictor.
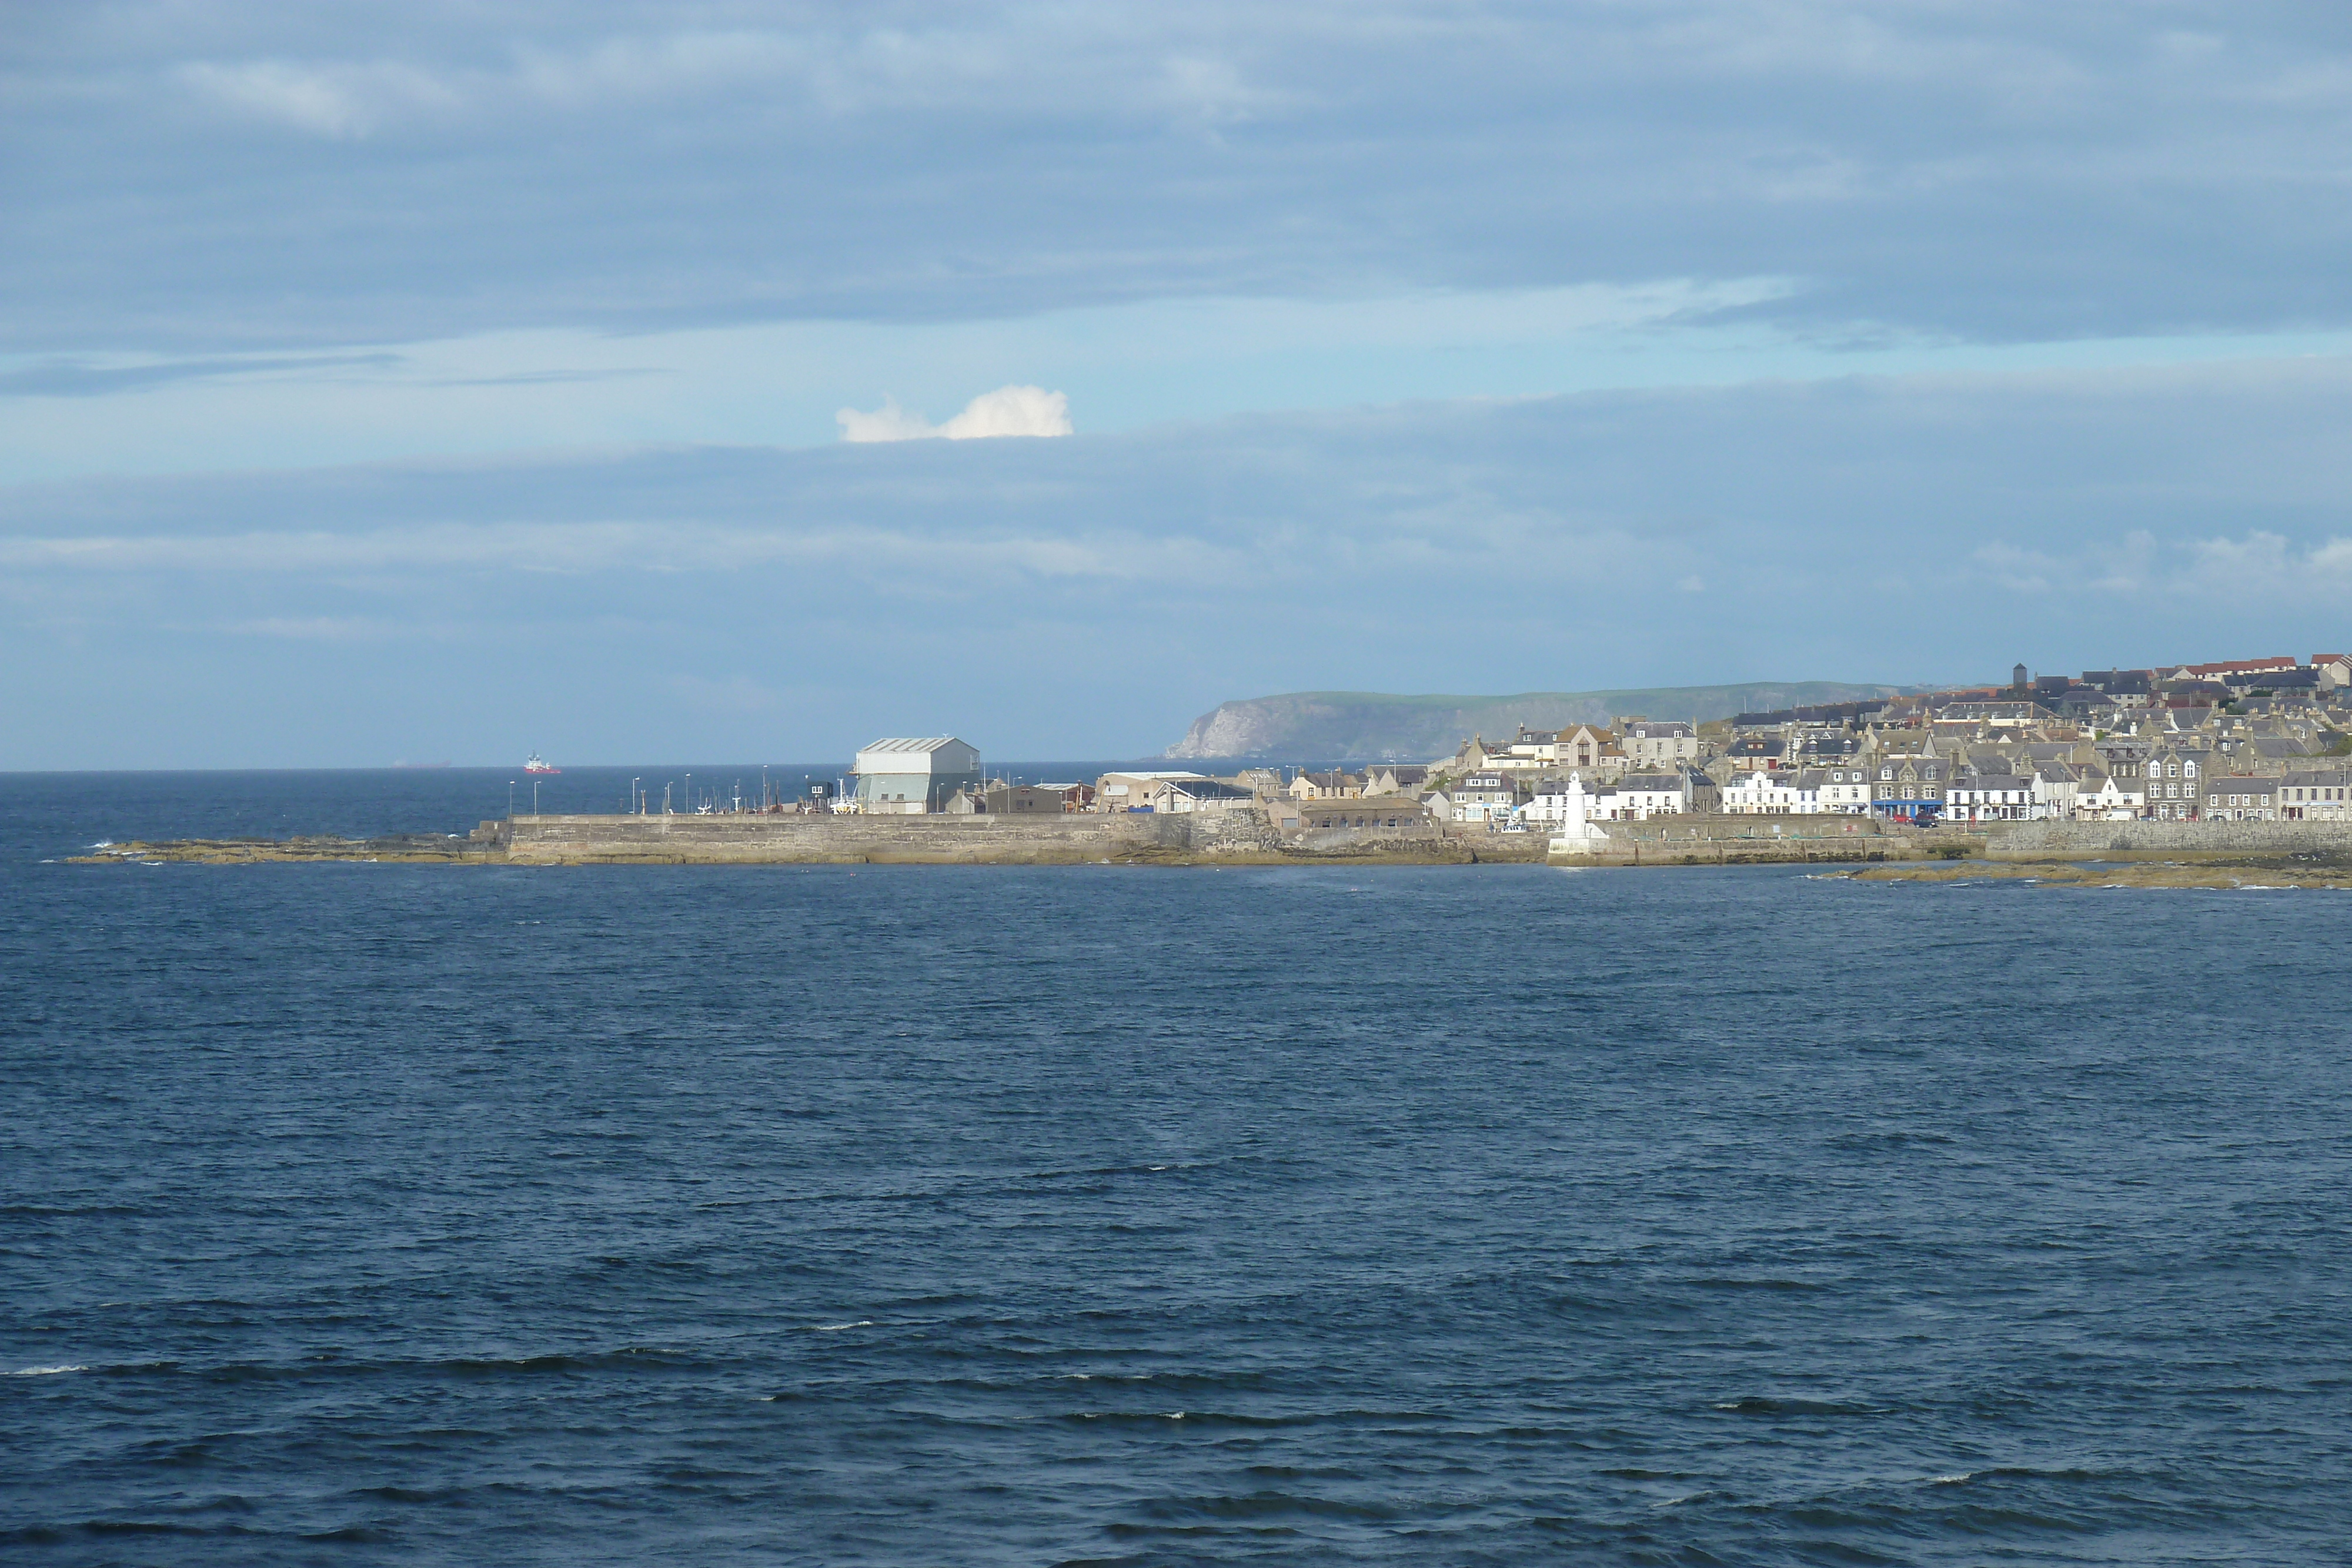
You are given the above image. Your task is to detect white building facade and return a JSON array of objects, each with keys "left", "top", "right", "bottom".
[
  {"left": 1722, "top": 770, "right": 1821, "bottom": 814},
  {"left": 852, "top": 737, "right": 984, "bottom": 814}
]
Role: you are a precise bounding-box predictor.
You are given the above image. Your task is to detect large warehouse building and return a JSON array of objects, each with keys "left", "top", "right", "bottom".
[{"left": 851, "top": 737, "right": 983, "bottom": 814}]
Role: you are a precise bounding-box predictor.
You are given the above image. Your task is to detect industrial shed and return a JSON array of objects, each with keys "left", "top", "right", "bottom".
[{"left": 852, "top": 737, "right": 983, "bottom": 814}]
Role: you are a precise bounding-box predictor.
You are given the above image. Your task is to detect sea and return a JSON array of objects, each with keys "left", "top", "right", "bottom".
[{"left": 5, "top": 768, "right": 2350, "bottom": 1566}]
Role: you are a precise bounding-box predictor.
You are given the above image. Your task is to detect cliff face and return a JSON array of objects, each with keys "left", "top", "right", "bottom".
[{"left": 1165, "top": 683, "right": 1909, "bottom": 760}]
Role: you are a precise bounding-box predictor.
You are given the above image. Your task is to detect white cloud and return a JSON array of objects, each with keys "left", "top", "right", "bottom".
[
  {"left": 833, "top": 394, "right": 932, "bottom": 443},
  {"left": 837, "top": 384, "right": 1072, "bottom": 443},
  {"left": 176, "top": 59, "right": 459, "bottom": 138}
]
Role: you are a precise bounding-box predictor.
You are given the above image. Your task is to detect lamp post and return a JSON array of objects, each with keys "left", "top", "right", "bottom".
[{"left": 507, "top": 779, "right": 515, "bottom": 818}]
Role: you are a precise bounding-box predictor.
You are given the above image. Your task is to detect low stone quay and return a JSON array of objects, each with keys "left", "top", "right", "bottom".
[
  {"left": 69, "top": 812, "right": 2352, "bottom": 882},
  {"left": 79, "top": 810, "right": 1538, "bottom": 867},
  {"left": 78, "top": 809, "right": 1959, "bottom": 868}
]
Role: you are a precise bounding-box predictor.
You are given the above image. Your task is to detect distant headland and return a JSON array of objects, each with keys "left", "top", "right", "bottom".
[{"left": 1165, "top": 683, "right": 1922, "bottom": 760}]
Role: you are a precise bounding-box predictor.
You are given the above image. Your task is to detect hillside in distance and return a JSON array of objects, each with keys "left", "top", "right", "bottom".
[{"left": 1164, "top": 683, "right": 1919, "bottom": 761}]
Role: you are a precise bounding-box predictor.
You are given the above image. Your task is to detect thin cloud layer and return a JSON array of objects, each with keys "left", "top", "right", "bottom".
[
  {"left": 838, "top": 385, "right": 1072, "bottom": 443},
  {"left": 11, "top": 5, "right": 2352, "bottom": 352},
  {"left": 8, "top": 359, "right": 2352, "bottom": 766}
]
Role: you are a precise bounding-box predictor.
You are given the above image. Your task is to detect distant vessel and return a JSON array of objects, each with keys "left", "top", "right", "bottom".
[{"left": 524, "top": 753, "right": 561, "bottom": 774}]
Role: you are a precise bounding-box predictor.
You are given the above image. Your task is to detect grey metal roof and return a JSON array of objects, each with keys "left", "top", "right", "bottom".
[{"left": 857, "top": 737, "right": 968, "bottom": 754}]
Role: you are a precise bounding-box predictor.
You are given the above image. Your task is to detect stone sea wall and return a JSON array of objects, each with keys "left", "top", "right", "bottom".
[
  {"left": 1553, "top": 814, "right": 2352, "bottom": 865},
  {"left": 1982, "top": 820, "right": 2352, "bottom": 859},
  {"left": 495, "top": 810, "right": 1521, "bottom": 865},
  {"left": 1548, "top": 813, "right": 1926, "bottom": 865},
  {"left": 100, "top": 810, "right": 2348, "bottom": 871}
]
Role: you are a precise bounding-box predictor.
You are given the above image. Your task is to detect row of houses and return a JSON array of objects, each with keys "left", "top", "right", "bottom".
[{"left": 841, "top": 653, "right": 2352, "bottom": 827}]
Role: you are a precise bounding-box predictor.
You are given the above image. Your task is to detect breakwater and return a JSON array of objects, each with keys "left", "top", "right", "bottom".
[
  {"left": 82, "top": 810, "right": 1544, "bottom": 867},
  {"left": 495, "top": 811, "right": 1542, "bottom": 864},
  {"left": 76, "top": 810, "right": 2352, "bottom": 873}
]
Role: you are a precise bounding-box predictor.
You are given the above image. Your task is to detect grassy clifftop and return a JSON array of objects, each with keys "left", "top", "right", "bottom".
[{"left": 1165, "top": 683, "right": 1915, "bottom": 761}]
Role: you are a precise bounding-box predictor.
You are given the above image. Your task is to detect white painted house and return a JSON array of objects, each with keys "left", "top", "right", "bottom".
[
  {"left": 1722, "top": 770, "right": 1820, "bottom": 814},
  {"left": 2075, "top": 771, "right": 2142, "bottom": 820},
  {"left": 1945, "top": 772, "right": 2036, "bottom": 822},
  {"left": 1818, "top": 767, "right": 1873, "bottom": 814},
  {"left": 1595, "top": 771, "right": 1692, "bottom": 820}
]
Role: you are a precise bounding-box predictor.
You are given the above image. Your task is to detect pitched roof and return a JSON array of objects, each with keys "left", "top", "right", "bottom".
[
  {"left": 858, "top": 736, "right": 970, "bottom": 754},
  {"left": 1158, "top": 778, "right": 1255, "bottom": 800}
]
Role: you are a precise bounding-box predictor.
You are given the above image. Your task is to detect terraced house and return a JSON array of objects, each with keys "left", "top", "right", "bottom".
[
  {"left": 2279, "top": 770, "right": 2352, "bottom": 820},
  {"left": 2203, "top": 778, "right": 2281, "bottom": 821},
  {"left": 2143, "top": 747, "right": 2209, "bottom": 821},
  {"left": 1872, "top": 756, "right": 1946, "bottom": 823}
]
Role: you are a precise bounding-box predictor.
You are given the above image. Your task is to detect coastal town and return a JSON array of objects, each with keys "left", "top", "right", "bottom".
[
  {"left": 84, "top": 653, "right": 2352, "bottom": 880},
  {"left": 837, "top": 656, "right": 2352, "bottom": 833}
]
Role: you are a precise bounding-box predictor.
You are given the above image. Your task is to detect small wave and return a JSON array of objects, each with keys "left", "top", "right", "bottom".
[
  {"left": 1695, "top": 1276, "right": 1829, "bottom": 1293},
  {"left": 1713, "top": 1395, "right": 1887, "bottom": 1416},
  {"left": 1114, "top": 1489, "right": 1404, "bottom": 1527},
  {"left": 812, "top": 1320, "right": 874, "bottom": 1332},
  {"left": 1932, "top": 1472, "right": 1974, "bottom": 1485},
  {"left": 8, "top": 1364, "right": 87, "bottom": 1376}
]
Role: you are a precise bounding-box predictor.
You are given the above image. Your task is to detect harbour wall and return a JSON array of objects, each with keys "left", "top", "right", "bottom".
[
  {"left": 494, "top": 811, "right": 1522, "bottom": 865},
  {"left": 1552, "top": 815, "right": 2352, "bottom": 864},
  {"left": 509, "top": 811, "right": 2266, "bottom": 869},
  {"left": 1981, "top": 820, "right": 2352, "bottom": 859},
  {"left": 1547, "top": 813, "right": 1933, "bottom": 866},
  {"left": 113, "top": 811, "right": 2348, "bottom": 870}
]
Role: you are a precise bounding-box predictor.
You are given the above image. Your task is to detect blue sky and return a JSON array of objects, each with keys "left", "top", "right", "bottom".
[{"left": 6, "top": 2, "right": 2352, "bottom": 765}]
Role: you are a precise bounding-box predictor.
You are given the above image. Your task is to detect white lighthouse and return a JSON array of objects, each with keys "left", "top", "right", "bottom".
[{"left": 1546, "top": 771, "right": 1612, "bottom": 853}]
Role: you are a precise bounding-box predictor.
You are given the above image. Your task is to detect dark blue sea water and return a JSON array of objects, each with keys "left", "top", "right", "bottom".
[{"left": 5, "top": 770, "right": 2351, "bottom": 1565}]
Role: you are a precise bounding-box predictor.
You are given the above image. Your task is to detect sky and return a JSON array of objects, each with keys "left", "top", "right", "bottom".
[{"left": 6, "top": 2, "right": 2352, "bottom": 766}]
